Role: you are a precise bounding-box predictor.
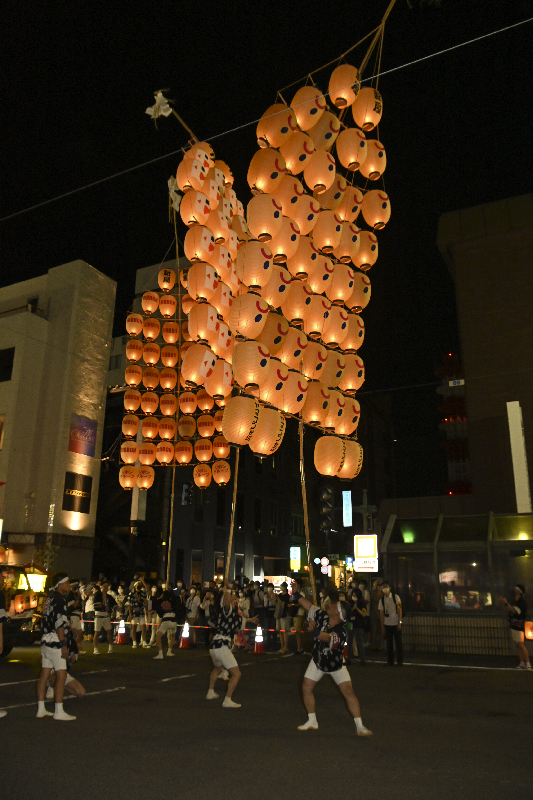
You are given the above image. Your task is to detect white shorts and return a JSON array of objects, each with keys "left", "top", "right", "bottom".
[
  {"left": 94, "top": 615, "right": 112, "bottom": 632},
  {"left": 511, "top": 629, "right": 525, "bottom": 643},
  {"left": 209, "top": 645, "right": 238, "bottom": 671},
  {"left": 158, "top": 619, "right": 177, "bottom": 636},
  {"left": 41, "top": 645, "right": 67, "bottom": 672},
  {"left": 130, "top": 616, "right": 145, "bottom": 627},
  {"left": 304, "top": 660, "right": 351, "bottom": 685},
  {"left": 70, "top": 615, "right": 82, "bottom": 630}
]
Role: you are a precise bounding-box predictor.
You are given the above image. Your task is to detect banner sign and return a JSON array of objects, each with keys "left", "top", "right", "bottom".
[
  {"left": 62, "top": 472, "right": 93, "bottom": 514},
  {"left": 68, "top": 414, "right": 97, "bottom": 458},
  {"left": 342, "top": 491, "right": 352, "bottom": 527},
  {"left": 353, "top": 534, "right": 378, "bottom": 572}
]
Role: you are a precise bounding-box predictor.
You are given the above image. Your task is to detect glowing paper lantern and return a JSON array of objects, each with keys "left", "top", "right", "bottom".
[
  {"left": 181, "top": 343, "right": 217, "bottom": 388},
  {"left": 142, "top": 416, "right": 160, "bottom": 440},
  {"left": 138, "top": 442, "right": 157, "bottom": 465},
  {"left": 124, "top": 389, "right": 141, "bottom": 412},
  {"left": 247, "top": 194, "right": 283, "bottom": 242},
  {"left": 302, "top": 382, "right": 330, "bottom": 426},
  {"left": 159, "top": 393, "right": 178, "bottom": 417},
  {"left": 211, "top": 281, "right": 234, "bottom": 323},
  {"left": 213, "top": 435, "right": 231, "bottom": 459},
  {"left": 142, "top": 367, "right": 160, "bottom": 390},
  {"left": 188, "top": 303, "right": 219, "bottom": 344},
  {"left": 214, "top": 408, "right": 224, "bottom": 432},
  {"left": 336, "top": 128, "right": 367, "bottom": 171},
  {"left": 161, "top": 344, "right": 179, "bottom": 367},
  {"left": 311, "top": 210, "right": 343, "bottom": 253},
  {"left": 126, "top": 313, "right": 144, "bottom": 336},
  {"left": 212, "top": 460, "right": 231, "bottom": 485},
  {"left": 177, "top": 158, "right": 208, "bottom": 192},
  {"left": 215, "top": 160, "right": 234, "bottom": 188},
  {"left": 229, "top": 292, "right": 269, "bottom": 339},
  {"left": 301, "top": 341, "right": 328, "bottom": 381},
  {"left": 158, "top": 294, "right": 177, "bottom": 318},
  {"left": 332, "top": 225, "right": 360, "bottom": 266},
  {"left": 276, "top": 175, "right": 305, "bottom": 218},
  {"left": 126, "top": 339, "right": 143, "bottom": 363},
  {"left": 143, "top": 318, "right": 161, "bottom": 342},
  {"left": 175, "top": 441, "right": 193, "bottom": 464},
  {"left": 158, "top": 418, "right": 176, "bottom": 440},
  {"left": 194, "top": 389, "right": 212, "bottom": 411},
  {"left": 197, "top": 414, "right": 215, "bottom": 438},
  {"left": 276, "top": 327, "right": 309, "bottom": 370},
  {"left": 156, "top": 441, "right": 175, "bottom": 465},
  {"left": 205, "top": 358, "right": 234, "bottom": 399},
  {"left": 162, "top": 321, "right": 180, "bottom": 344},
  {"left": 329, "top": 64, "right": 359, "bottom": 108},
  {"left": 255, "top": 312, "right": 289, "bottom": 357},
  {"left": 325, "top": 263, "right": 355, "bottom": 303},
  {"left": 222, "top": 396, "right": 261, "bottom": 445},
  {"left": 314, "top": 435, "right": 346, "bottom": 476},
  {"left": 321, "top": 350, "right": 346, "bottom": 389},
  {"left": 211, "top": 322, "right": 232, "bottom": 359},
  {"left": 203, "top": 177, "right": 221, "bottom": 211},
  {"left": 259, "top": 360, "right": 289, "bottom": 407},
  {"left": 205, "top": 209, "right": 230, "bottom": 244},
  {"left": 206, "top": 241, "right": 231, "bottom": 276},
  {"left": 185, "top": 141, "right": 215, "bottom": 168},
  {"left": 341, "top": 313, "right": 364, "bottom": 353},
  {"left": 323, "top": 390, "right": 346, "bottom": 434},
  {"left": 276, "top": 370, "right": 309, "bottom": 416},
  {"left": 307, "top": 111, "right": 341, "bottom": 152},
  {"left": 353, "top": 231, "right": 378, "bottom": 270},
  {"left": 231, "top": 214, "right": 249, "bottom": 243},
  {"left": 335, "top": 396, "right": 361, "bottom": 436},
  {"left": 125, "top": 365, "right": 143, "bottom": 387},
  {"left": 141, "top": 291, "right": 159, "bottom": 315},
  {"left": 179, "top": 391, "right": 197, "bottom": 414},
  {"left": 280, "top": 280, "right": 313, "bottom": 324},
  {"left": 187, "top": 263, "right": 218, "bottom": 303},
  {"left": 339, "top": 354, "right": 365, "bottom": 394},
  {"left": 359, "top": 140, "right": 386, "bottom": 181},
  {"left": 140, "top": 391, "right": 159, "bottom": 415},
  {"left": 232, "top": 341, "right": 271, "bottom": 393},
  {"left": 142, "top": 342, "right": 160, "bottom": 365},
  {"left": 247, "top": 148, "right": 286, "bottom": 195},
  {"left": 184, "top": 226, "right": 216, "bottom": 262},
  {"left": 180, "top": 190, "right": 211, "bottom": 226},
  {"left": 121, "top": 441, "right": 139, "bottom": 464},
  {"left": 206, "top": 165, "right": 224, "bottom": 191},
  {"left": 193, "top": 463, "right": 212, "bottom": 489},
  {"left": 258, "top": 265, "right": 292, "bottom": 308},
  {"left": 119, "top": 465, "right": 138, "bottom": 490},
  {"left": 303, "top": 151, "right": 336, "bottom": 194},
  {"left": 235, "top": 240, "right": 273, "bottom": 289},
  {"left": 181, "top": 294, "right": 197, "bottom": 315},
  {"left": 256, "top": 103, "right": 296, "bottom": 148},
  {"left": 122, "top": 414, "right": 140, "bottom": 439},
  {"left": 177, "top": 415, "right": 196, "bottom": 440},
  {"left": 158, "top": 267, "right": 176, "bottom": 293},
  {"left": 137, "top": 466, "right": 155, "bottom": 491},
  {"left": 248, "top": 407, "right": 286, "bottom": 455},
  {"left": 337, "top": 186, "right": 364, "bottom": 223},
  {"left": 160, "top": 368, "right": 178, "bottom": 392},
  {"left": 304, "top": 294, "right": 331, "bottom": 339},
  {"left": 286, "top": 236, "right": 321, "bottom": 281},
  {"left": 361, "top": 190, "right": 391, "bottom": 230},
  {"left": 268, "top": 217, "right": 301, "bottom": 264},
  {"left": 346, "top": 273, "right": 371, "bottom": 313},
  {"left": 352, "top": 87, "right": 382, "bottom": 132},
  {"left": 291, "top": 86, "right": 327, "bottom": 131},
  {"left": 290, "top": 195, "right": 321, "bottom": 235},
  {"left": 307, "top": 256, "right": 334, "bottom": 294},
  {"left": 322, "top": 306, "right": 349, "bottom": 348},
  {"left": 279, "top": 132, "right": 315, "bottom": 175},
  {"left": 317, "top": 174, "right": 347, "bottom": 211},
  {"left": 195, "top": 438, "right": 213, "bottom": 462},
  {"left": 337, "top": 439, "right": 363, "bottom": 478}
]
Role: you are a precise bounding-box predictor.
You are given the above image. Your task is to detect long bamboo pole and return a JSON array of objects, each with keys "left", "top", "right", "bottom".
[
  {"left": 299, "top": 418, "right": 317, "bottom": 606},
  {"left": 224, "top": 446, "right": 240, "bottom": 582}
]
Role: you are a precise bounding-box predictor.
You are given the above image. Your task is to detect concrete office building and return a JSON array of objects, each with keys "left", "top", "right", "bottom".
[{"left": 0, "top": 260, "right": 116, "bottom": 577}]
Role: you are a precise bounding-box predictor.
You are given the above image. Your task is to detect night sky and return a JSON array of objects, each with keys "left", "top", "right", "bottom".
[{"left": 1, "top": 1, "right": 531, "bottom": 498}]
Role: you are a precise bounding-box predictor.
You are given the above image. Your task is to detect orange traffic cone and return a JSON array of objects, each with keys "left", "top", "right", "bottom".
[
  {"left": 254, "top": 626, "right": 265, "bottom": 654},
  {"left": 179, "top": 621, "right": 190, "bottom": 649},
  {"left": 116, "top": 618, "right": 127, "bottom": 645}
]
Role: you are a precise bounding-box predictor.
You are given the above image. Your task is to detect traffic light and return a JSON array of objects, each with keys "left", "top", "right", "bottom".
[
  {"left": 319, "top": 485, "right": 334, "bottom": 532},
  {"left": 181, "top": 483, "right": 194, "bottom": 506}
]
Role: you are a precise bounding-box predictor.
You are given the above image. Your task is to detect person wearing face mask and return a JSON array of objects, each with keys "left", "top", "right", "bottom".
[
  {"left": 264, "top": 584, "right": 278, "bottom": 652},
  {"left": 234, "top": 589, "right": 251, "bottom": 650},
  {"left": 295, "top": 588, "right": 372, "bottom": 735},
  {"left": 147, "top": 584, "right": 162, "bottom": 646},
  {"left": 186, "top": 585, "right": 201, "bottom": 647},
  {"left": 378, "top": 582, "right": 403, "bottom": 666},
  {"left": 319, "top": 587, "right": 328, "bottom": 611},
  {"left": 276, "top": 582, "right": 291, "bottom": 654},
  {"left": 498, "top": 585, "right": 531, "bottom": 670}
]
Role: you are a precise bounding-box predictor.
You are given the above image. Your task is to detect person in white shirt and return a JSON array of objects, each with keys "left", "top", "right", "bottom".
[
  {"left": 185, "top": 586, "right": 201, "bottom": 647},
  {"left": 378, "top": 582, "right": 403, "bottom": 666}
]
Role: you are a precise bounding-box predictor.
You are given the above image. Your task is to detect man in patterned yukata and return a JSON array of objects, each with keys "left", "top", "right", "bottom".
[
  {"left": 296, "top": 589, "right": 372, "bottom": 736},
  {"left": 36, "top": 572, "right": 77, "bottom": 721},
  {"left": 206, "top": 580, "right": 258, "bottom": 708}
]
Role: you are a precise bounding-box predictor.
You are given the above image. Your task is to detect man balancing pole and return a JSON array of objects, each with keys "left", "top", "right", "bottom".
[{"left": 296, "top": 588, "right": 372, "bottom": 736}]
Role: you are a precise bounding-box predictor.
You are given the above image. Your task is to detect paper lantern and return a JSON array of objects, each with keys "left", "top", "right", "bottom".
[
  {"left": 119, "top": 465, "right": 138, "bottom": 490},
  {"left": 211, "top": 322, "right": 232, "bottom": 359},
  {"left": 259, "top": 360, "right": 289, "bottom": 406},
  {"left": 311, "top": 210, "right": 343, "bottom": 253},
  {"left": 162, "top": 321, "right": 180, "bottom": 344},
  {"left": 193, "top": 463, "right": 212, "bottom": 489},
  {"left": 307, "top": 256, "right": 334, "bottom": 294},
  {"left": 203, "top": 177, "right": 221, "bottom": 211},
  {"left": 143, "top": 318, "right": 160, "bottom": 342},
  {"left": 161, "top": 344, "right": 179, "bottom": 367},
  {"left": 181, "top": 294, "right": 197, "bottom": 314},
  {"left": 222, "top": 396, "right": 261, "bottom": 445},
  {"left": 206, "top": 165, "right": 224, "bottom": 191},
  {"left": 247, "top": 148, "right": 286, "bottom": 195},
  {"left": 346, "top": 273, "right": 371, "bottom": 313},
  {"left": 276, "top": 327, "right": 309, "bottom": 370},
  {"left": 279, "top": 132, "right": 315, "bottom": 175},
  {"left": 276, "top": 370, "right": 309, "bottom": 416},
  {"left": 280, "top": 280, "right": 313, "bottom": 324},
  {"left": 193, "top": 389, "right": 212, "bottom": 411},
  {"left": 321, "top": 349, "right": 346, "bottom": 389},
  {"left": 323, "top": 390, "right": 347, "bottom": 433},
  {"left": 286, "top": 236, "right": 321, "bottom": 281},
  {"left": 215, "top": 160, "right": 234, "bottom": 187},
  {"left": 352, "top": 87, "right": 382, "bottom": 132},
  {"left": 126, "top": 339, "right": 143, "bottom": 363},
  {"left": 159, "top": 393, "right": 178, "bottom": 417},
  {"left": 205, "top": 358, "right": 234, "bottom": 399},
  {"left": 158, "top": 267, "right": 176, "bottom": 293},
  {"left": 247, "top": 194, "right": 283, "bottom": 242},
  {"left": 325, "top": 263, "right": 356, "bottom": 303},
  {"left": 140, "top": 391, "right": 159, "bottom": 415},
  {"left": 121, "top": 441, "right": 139, "bottom": 464},
  {"left": 337, "top": 439, "right": 363, "bottom": 478},
  {"left": 339, "top": 354, "right": 365, "bottom": 394},
  {"left": 178, "top": 415, "right": 196, "bottom": 440},
  {"left": 254, "top": 313, "right": 288, "bottom": 357},
  {"left": 142, "top": 367, "right": 160, "bottom": 390},
  {"left": 323, "top": 306, "right": 350, "bottom": 348},
  {"left": 159, "top": 294, "right": 177, "bottom": 318},
  {"left": 181, "top": 343, "right": 216, "bottom": 388},
  {"left": 229, "top": 292, "right": 269, "bottom": 339},
  {"left": 248, "top": 407, "right": 286, "bottom": 455},
  {"left": 256, "top": 264, "right": 291, "bottom": 308},
  {"left": 290, "top": 195, "right": 321, "bottom": 235},
  {"left": 197, "top": 414, "right": 215, "bottom": 439},
  {"left": 276, "top": 175, "right": 305, "bottom": 217},
  {"left": 353, "top": 230, "right": 378, "bottom": 270},
  {"left": 188, "top": 303, "right": 218, "bottom": 345},
  {"left": 226, "top": 229, "right": 239, "bottom": 261},
  {"left": 184, "top": 226, "right": 216, "bottom": 262},
  {"left": 329, "top": 64, "right": 359, "bottom": 108},
  {"left": 175, "top": 441, "right": 193, "bottom": 464},
  {"left": 124, "top": 389, "right": 141, "bottom": 412},
  {"left": 126, "top": 313, "right": 144, "bottom": 336},
  {"left": 160, "top": 368, "right": 178, "bottom": 392},
  {"left": 304, "top": 294, "right": 331, "bottom": 339},
  {"left": 184, "top": 141, "right": 215, "bottom": 169},
  {"left": 335, "top": 396, "right": 361, "bottom": 436},
  {"left": 361, "top": 190, "right": 391, "bottom": 230},
  {"left": 214, "top": 408, "right": 224, "bottom": 432},
  {"left": 211, "top": 281, "right": 234, "bottom": 323},
  {"left": 158, "top": 418, "right": 176, "bottom": 440},
  {"left": 180, "top": 268, "right": 189, "bottom": 289},
  {"left": 205, "top": 209, "right": 230, "bottom": 244},
  {"left": 341, "top": 313, "right": 365, "bottom": 353},
  {"left": 291, "top": 86, "right": 327, "bottom": 131},
  {"left": 359, "top": 140, "right": 386, "bottom": 181},
  {"left": 176, "top": 157, "right": 208, "bottom": 192},
  {"left": 125, "top": 364, "right": 143, "bottom": 387},
  {"left": 316, "top": 174, "right": 347, "bottom": 211},
  {"left": 268, "top": 217, "right": 301, "bottom": 264},
  {"left": 302, "top": 382, "right": 330, "bottom": 426},
  {"left": 206, "top": 239, "right": 231, "bottom": 275},
  {"left": 232, "top": 341, "right": 271, "bottom": 393},
  {"left": 142, "top": 342, "right": 160, "bottom": 366},
  {"left": 212, "top": 460, "right": 231, "bottom": 485},
  {"left": 141, "top": 291, "right": 159, "bottom": 315},
  {"left": 307, "top": 111, "right": 341, "bottom": 151},
  {"left": 256, "top": 103, "right": 296, "bottom": 148},
  {"left": 180, "top": 190, "right": 211, "bottom": 226},
  {"left": 137, "top": 466, "right": 155, "bottom": 491},
  {"left": 332, "top": 224, "right": 360, "bottom": 266},
  {"left": 214, "top": 251, "right": 240, "bottom": 294},
  {"left": 337, "top": 186, "right": 364, "bottom": 223},
  {"left": 122, "top": 414, "right": 140, "bottom": 439},
  {"left": 187, "top": 263, "right": 218, "bottom": 303},
  {"left": 336, "top": 128, "right": 367, "bottom": 171},
  {"left": 141, "top": 417, "right": 159, "bottom": 440},
  {"left": 194, "top": 438, "right": 213, "bottom": 462},
  {"left": 156, "top": 441, "right": 175, "bottom": 465},
  {"left": 314, "top": 435, "right": 346, "bottom": 475},
  {"left": 302, "top": 341, "right": 328, "bottom": 381},
  {"left": 213, "top": 435, "right": 231, "bottom": 459},
  {"left": 303, "top": 151, "right": 336, "bottom": 194},
  {"left": 235, "top": 240, "right": 274, "bottom": 289},
  {"left": 179, "top": 392, "right": 196, "bottom": 416},
  {"left": 231, "top": 214, "right": 249, "bottom": 244}
]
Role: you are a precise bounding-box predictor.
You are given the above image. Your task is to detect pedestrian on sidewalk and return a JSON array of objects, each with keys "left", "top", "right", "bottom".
[
  {"left": 499, "top": 585, "right": 531, "bottom": 670},
  {"left": 379, "top": 582, "right": 403, "bottom": 666},
  {"left": 288, "top": 579, "right": 305, "bottom": 654},
  {"left": 153, "top": 584, "right": 178, "bottom": 659}
]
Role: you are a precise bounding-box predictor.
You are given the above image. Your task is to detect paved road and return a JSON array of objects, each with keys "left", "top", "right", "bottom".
[{"left": 1, "top": 643, "right": 531, "bottom": 800}]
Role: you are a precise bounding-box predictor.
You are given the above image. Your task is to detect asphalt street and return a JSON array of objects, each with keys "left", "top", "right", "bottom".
[{"left": 1, "top": 641, "right": 532, "bottom": 800}]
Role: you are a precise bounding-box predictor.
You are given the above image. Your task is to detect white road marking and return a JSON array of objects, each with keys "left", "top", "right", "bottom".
[
  {"left": 0, "top": 669, "right": 108, "bottom": 687},
  {"left": 0, "top": 685, "right": 126, "bottom": 711},
  {"left": 366, "top": 659, "right": 520, "bottom": 671},
  {"left": 159, "top": 674, "right": 196, "bottom": 682}
]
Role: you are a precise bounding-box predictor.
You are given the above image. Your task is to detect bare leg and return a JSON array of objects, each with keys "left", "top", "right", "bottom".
[
  {"left": 209, "top": 665, "right": 223, "bottom": 690},
  {"left": 302, "top": 678, "right": 317, "bottom": 713},
  {"left": 296, "top": 631, "right": 302, "bottom": 651},
  {"left": 64, "top": 678, "right": 86, "bottom": 697},
  {"left": 225, "top": 666, "right": 241, "bottom": 699},
  {"left": 338, "top": 680, "right": 361, "bottom": 718},
  {"left": 516, "top": 641, "right": 529, "bottom": 663},
  {"left": 53, "top": 670, "right": 67, "bottom": 704},
  {"left": 141, "top": 625, "right": 147, "bottom": 645},
  {"left": 36, "top": 667, "right": 52, "bottom": 702}
]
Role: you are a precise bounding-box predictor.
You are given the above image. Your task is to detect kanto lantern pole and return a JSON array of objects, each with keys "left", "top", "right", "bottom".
[
  {"left": 299, "top": 418, "right": 317, "bottom": 606},
  {"left": 224, "top": 446, "right": 240, "bottom": 583}
]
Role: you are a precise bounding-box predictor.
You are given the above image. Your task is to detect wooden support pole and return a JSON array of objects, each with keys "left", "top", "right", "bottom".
[
  {"left": 299, "top": 418, "right": 317, "bottom": 606},
  {"left": 224, "top": 446, "right": 240, "bottom": 582}
]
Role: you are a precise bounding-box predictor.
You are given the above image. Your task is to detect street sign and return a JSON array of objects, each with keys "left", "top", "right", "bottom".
[
  {"left": 290, "top": 546, "right": 301, "bottom": 571},
  {"left": 320, "top": 566, "right": 328, "bottom": 574},
  {"left": 320, "top": 557, "right": 329, "bottom": 566},
  {"left": 345, "top": 556, "right": 353, "bottom": 566},
  {"left": 328, "top": 553, "right": 339, "bottom": 561},
  {"left": 449, "top": 379, "right": 465, "bottom": 386},
  {"left": 313, "top": 557, "right": 321, "bottom": 565},
  {"left": 353, "top": 534, "right": 378, "bottom": 572},
  {"left": 342, "top": 490, "right": 352, "bottom": 527}
]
